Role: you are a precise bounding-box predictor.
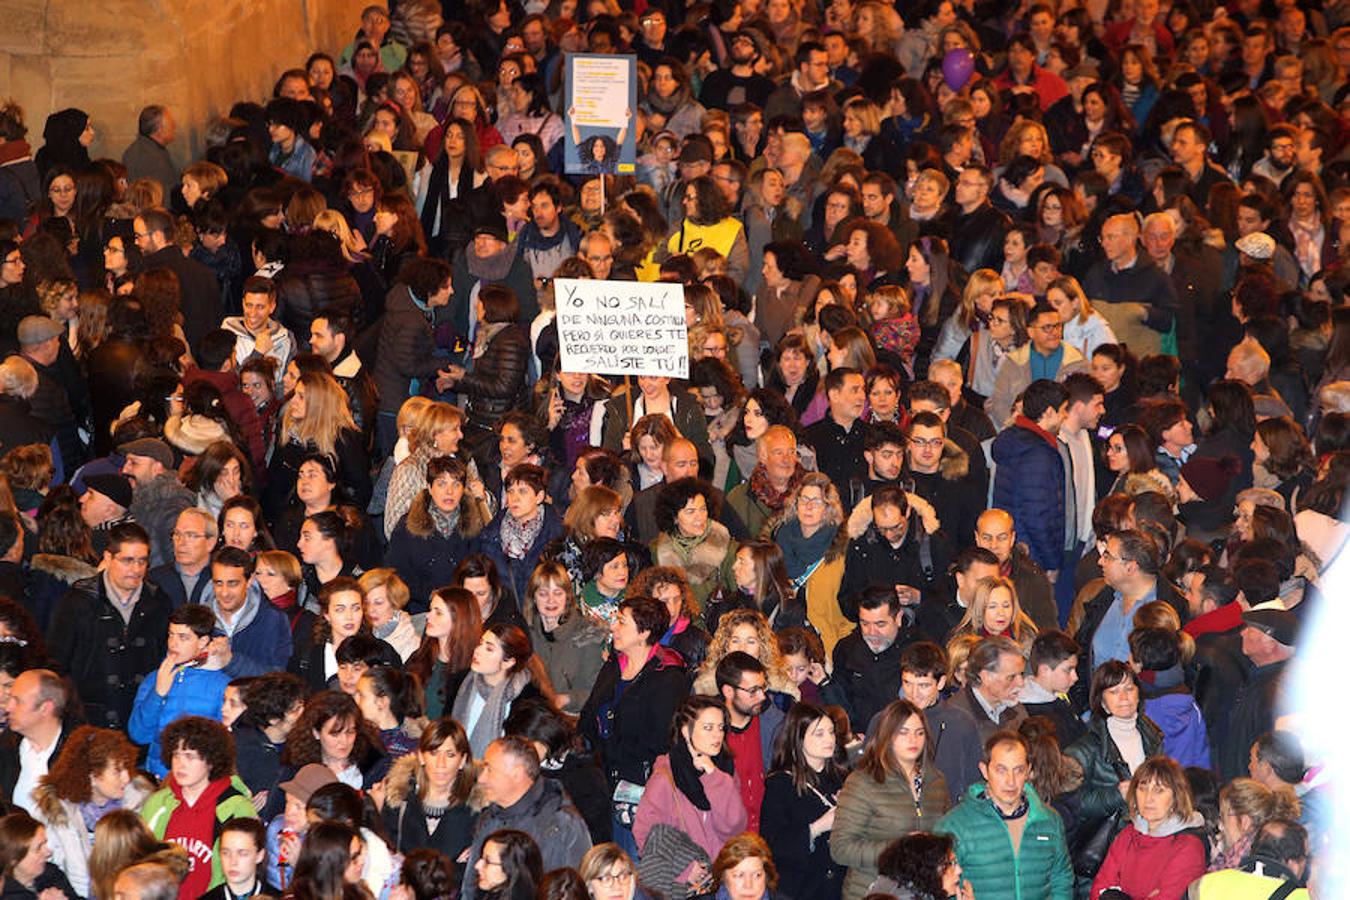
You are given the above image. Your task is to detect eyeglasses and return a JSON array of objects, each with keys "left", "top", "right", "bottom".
[
  {"left": 1035, "top": 322, "right": 1064, "bottom": 332},
  {"left": 733, "top": 683, "right": 768, "bottom": 696},
  {"left": 876, "top": 522, "right": 906, "bottom": 536},
  {"left": 909, "top": 437, "right": 944, "bottom": 450},
  {"left": 113, "top": 555, "right": 149, "bottom": 568},
  {"left": 171, "top": 531, "right": 208, "bottom": 541},
  {"left": 594, "top": 870, "right": 635, "bottom": 886},
  {"left": 1, "top": 255, "right": 21, "bottom": 266},
  {"left": 797, "top": 495, "right": 825, "bottom": 508}
]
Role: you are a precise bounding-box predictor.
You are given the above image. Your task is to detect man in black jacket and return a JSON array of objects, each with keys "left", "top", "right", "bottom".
[
  {"left": 132, "top": 207, "right": 221, "bottom": 355},
  {"left": 840, "top": 484, "right": 953, "bottom": 622},
  {"left": 950, "top": 165, "right": 1011, "bottom": 273},
  {"left": 832, "top": 586, "right": 920, "bottom": 737},
  {"left": 1220, "top": 609, "right": 1298, "bottom": 781},
  {"left": 14, "top": 318, "right": 83, "bottom": 473},
  {"left": 46, "top": 522, "right": 170, "bottom": 730},
  {"left": 803, "top": 367, "right": 870, "bottom": 509}
]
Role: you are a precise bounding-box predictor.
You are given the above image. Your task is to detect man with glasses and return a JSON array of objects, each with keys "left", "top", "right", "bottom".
[
  {"left": 148, "top": 508, "right": 217, "bottom": 608},
  {"left": 1072, "top": 529, "right": 1182, "bottom": 678},
  {"left": 987, "top": 305, "right": 1087, "bottom": 427},
  {"left": 902, "top": 410, "right": 984, "bottom": 553},
  {"left": 839, "top": 483, "right": 953, "bottom": 626},
  {"left": 579, "top": 230, "right": 617, "bottom": 280},
  {"left": 48, "top": 522, "right": 170, "bottom": 730},
  {"left": 716, "top": 652, "right": 783, "bottom": 833}
]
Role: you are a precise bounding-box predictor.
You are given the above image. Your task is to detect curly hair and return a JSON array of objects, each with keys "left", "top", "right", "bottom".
[
  {"left": 698, "top": 608, "right": 791, "bottom": 691},
  {"left": 40, "top": 726, "right": 139, "bottom": 803},
  {"left": 776, "top": 471, "right": 845, "bottom": 530},
  {"left": 876, "top": 831, "right": 956, "bottom": 898},
  {"left": 159, "top": 716, "right": 234, "bottom": 781},
  {"left": 281, "top": 690, "right": 380, "bottom": 770},
  {"left": 627, "top": 566, "right": 698, "bottom": 619},
  {"left": 653, "top": 477, "right": 721, "bottom": 536},
  {"left": 236, "top": 672, "right": 308, "bottom": 731}
]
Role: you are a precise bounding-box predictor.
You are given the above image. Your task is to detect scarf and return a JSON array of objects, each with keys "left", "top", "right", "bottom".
[
  {"left": 78, "top": 796, "right": 122, "bottom": 832},
  {"left": 1290, "top": 216, "right": 1324, "bottom": 278},
  {"left": 669, "top": 736, "right": 732, "bottom": 811},
  {"left": 777, "top": 520, "right": 837, "bottom": 580},
  {"left": 467, "top": 237, "right": 519, "bottom": 282},
  {"left": 429, "top": 503, "right": 461, "bottom": 538},
  {"left": 646, "top": 84, "right": 692, "bottom": 117},
  {"left": 417, "top": 155, "right": 477, "bottom": 240},
  {"left": 0, "top": 140, "right": 32, "bottom": 166},
  {"left": 501, "top": 510, "right": 544, "bottom": 560},
  {"left": 473, "top": 321, "right": 509, "bottom": 360},
  {"left": 1107, "top": 714, "right": 1146, "bottom": 774},
  {"left": 748, "top": 463, "right": 806, "bottom": 513},
  {"left": 452, "top": 669, "right": 529, "bottom": 759}
]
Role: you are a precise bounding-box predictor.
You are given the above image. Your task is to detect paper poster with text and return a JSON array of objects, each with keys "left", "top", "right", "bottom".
[
  {"left": 556, "top": 279, "right": 688, "bottom": 379},
  {"left": 564, "top": 53, "right": 638, "bottom": 176}
]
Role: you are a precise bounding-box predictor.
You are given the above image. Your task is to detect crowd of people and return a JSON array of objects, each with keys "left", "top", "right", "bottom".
[{"left": 0, "top": 0, "right": 1344, "bottom": 896}]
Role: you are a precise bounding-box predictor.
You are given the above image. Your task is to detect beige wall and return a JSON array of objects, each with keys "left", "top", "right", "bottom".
[{"left": 0, "top": 0, "right": 368, "bottom": 166}]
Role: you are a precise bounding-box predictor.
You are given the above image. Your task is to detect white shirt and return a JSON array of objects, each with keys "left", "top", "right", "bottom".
[{"left": 12, "top": 727, "right": 61, "bottom": 814}]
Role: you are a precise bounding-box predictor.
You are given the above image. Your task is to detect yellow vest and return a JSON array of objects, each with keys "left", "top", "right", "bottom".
[
  {"left": 666, "top": 216, "right": 743, "bottom": 258},
  {"left": 1191, "top": 869, "right": 1309, "bottom": 900}
]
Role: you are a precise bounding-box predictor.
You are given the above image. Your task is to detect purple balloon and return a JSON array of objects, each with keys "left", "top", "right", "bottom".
[{"left": 942, "top": 48, "right": 975, "bottom": 91}]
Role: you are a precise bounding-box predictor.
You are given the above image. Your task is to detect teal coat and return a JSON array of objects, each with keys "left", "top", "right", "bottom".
[{"left": 937, "top": 783, "right": 1073, "bottom": 900}]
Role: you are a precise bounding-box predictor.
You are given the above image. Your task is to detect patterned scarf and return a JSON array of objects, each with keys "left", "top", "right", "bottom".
[
  {"left": 501, "top": 510, "right": 544, "bottom": 560},
  {"left": 748, "top": 463, "right": 805, "bottom": 513}
]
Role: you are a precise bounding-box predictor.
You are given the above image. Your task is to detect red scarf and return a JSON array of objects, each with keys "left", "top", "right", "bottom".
[
  {"left": 748, "top": 463, "right": 806, "bottom": 512},
  {"left": 0, "top": 140, "right": 31, "bottom": 165},
  {"left": 1014, "top": 414, "right": 1060, "bottom": 450}
]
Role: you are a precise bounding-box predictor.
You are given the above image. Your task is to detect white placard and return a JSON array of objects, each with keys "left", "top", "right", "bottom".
[
  {"left": 570, "top": 55, "right": 632, "bottom": 126},
  {"left": 555, "top": 278, "right": 688, "bottom": 378}
]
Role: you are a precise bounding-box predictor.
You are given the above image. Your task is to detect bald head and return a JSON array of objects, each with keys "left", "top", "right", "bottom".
[
  {"left": 976, "top": 508, "right": 1016, "bottom": 563},
  {"left": 664, "top": 438, "right": 700, "bottom": 481}
]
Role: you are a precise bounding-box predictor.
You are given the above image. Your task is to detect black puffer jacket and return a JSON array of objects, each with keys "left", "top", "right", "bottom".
[
  {"left": 454, "top": 323, "right": 530, "bottom": 432},
  {"left": 373, "top": 284, "right": 444, "bottom": 415},
  {"left": 276, "top": 256, "right": 363, "bottom": 343}
]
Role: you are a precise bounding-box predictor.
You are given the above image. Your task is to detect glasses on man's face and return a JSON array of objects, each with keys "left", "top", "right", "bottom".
[
  {"left": 1037, "top": 322, "right": 1064, "bottom": 333},
  {"left": 113, "top": 554, "right": 149, "bottom": 568},
  {"left": 877, "top": 522, "right": 906, "bottom": 536},
  {"left": 909, "top": 437, "right": 944, "bottom": 450},
  {"left": 734, "top": 683, "right": 768, "bottom": 696},
  {"left": 171, "top": 531, "right": 208, "bottom": 542}
]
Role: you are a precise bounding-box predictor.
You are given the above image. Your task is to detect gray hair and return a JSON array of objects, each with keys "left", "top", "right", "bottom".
[{"left": 0, "top": 357, "right": 37, "bottom": 400}]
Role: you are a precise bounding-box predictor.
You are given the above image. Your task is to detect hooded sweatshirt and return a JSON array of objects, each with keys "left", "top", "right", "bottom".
[{"left": 152, "top": 776, "right": 237, "bottom": 899}]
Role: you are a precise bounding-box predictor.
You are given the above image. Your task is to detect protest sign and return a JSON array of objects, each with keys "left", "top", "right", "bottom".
[
  {"left": 564, "top": 53, "right": 638, "bottom": 176},
  {"left": 556, "top": 279, "right": 688, "bottom": 379}
]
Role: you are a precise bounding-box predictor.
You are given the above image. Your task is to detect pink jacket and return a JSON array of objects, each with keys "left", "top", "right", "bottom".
[{"left": 633, "top": 754, "right": 747, "bottom": 862}]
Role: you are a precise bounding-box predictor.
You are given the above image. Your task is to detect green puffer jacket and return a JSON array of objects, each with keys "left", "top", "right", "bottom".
[
  {"left": 937, "top": 783, "right": 1073, "bottom": 900},
  {"left": 141, "top": 775, "right": 258, "bottom": 892}
]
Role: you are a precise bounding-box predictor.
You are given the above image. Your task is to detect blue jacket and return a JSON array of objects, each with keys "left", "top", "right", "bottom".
[
  {"left": 1143, "top": 689, "right": 1211, "bottom": 770},
  {"left": 991, "top": 419, "right": 1066, "bottom": 572},
  {"left": 128, "top": 664, "right": 229, "bottom": 777},
  {"left": 215, "top": 589, "right": 294, "bottom": 678},
  {"left": 474, "top": 506, "right": 565, "bottom": 603},
  {"left": 147, "top": 563, "right": 211, "bottom": 609}
]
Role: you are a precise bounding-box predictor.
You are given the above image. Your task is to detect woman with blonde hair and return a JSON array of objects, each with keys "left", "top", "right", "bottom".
[
  {"left": 692, "top": 607, "right": 799, "bottom": 702},
  {"left": 180, "top": 161, "right": 228, "bottom": 209},
  {"left": 996, "top": 119, "right": 1068, "bottom": 186},
  {"left": 359, "top": 568, "right": 419, "bottom": 661},
  {"left": 383, "top": 401, "right": 488, "bottom": 538},
  {"left": 1046, "top": 275, "right": 1116, "bottom": 359},
  {"left": 1209, "top": 777, "right": 1301, "bottom": 872},
  {"left": 86, "top": 810, "right": 182, "bottom": 900},
  {"left": 933, "top": 268, "right": 1008, "bottom": 398},
  {"left": 547, "top": 484, "right": 627, "bottom": 591},
  {"left": 767, "top": 472, "right": 851, "bottom": 652},
  {"left": 265, "top": 371, "right": 370, "bottom": 519},
  {"left": 840, "top": 97, "right": 897, "bottom": 173},
  {"left": 522, "top": 561, "right": 607, "bottom": 713},
  {"left": 313, "top": 208, "right": 370, "bottom": 261},
  {"left": 853, "top": 1, "right": 903, "bottom": 54},
  {"left": 951, "top": 575, "right": 1037, "bottom": 651}
]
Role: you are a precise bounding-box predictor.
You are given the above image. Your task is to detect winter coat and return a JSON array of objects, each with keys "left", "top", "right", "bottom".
[
  {"left": 528, "top": 613, "right": 607, "bottom": 715},
  {"left": 937, "top": 782, "right": 1074, "bottom": 900},
  {"left": 47, "top": 574, "right": 170, "bottom": 729},
  {"left": 462, "top": 777, "right": 592, "bottom": 899},
  {"left": 181, "top": 366, "right": 267, "bottom": 471},
  {"left": 141, "top": 776, "right": 258, "bottom": 895},
  {"left": 139, "top": 246, "right": 221, "bottom": 355},
  {"left": 84, "top": 337, "right": 143, "bottom": 454},
  {"left": 234, "top": 724, "right": 286, "bottom": 820},
  {"left": 32, "top": 775, "right": 153, "bottom": 897},
  {"left": 1065, "top": 715, "right": 1165, "bottom": 846},
  {"left": 1142, "top": 687, "right": 1211, "bottom": 770},
  {"left": 831, "top": 628, "right": 911, "bottom": 738},
  {"left": 264, "top": 426, "right": 371, "bottom": 521},
  {"left": 838, "top": 520, "right": 954, "bottom": 622},
  {"left": 992, "top": 418, "right": 1068, "bottom": 573},
  {"left": 903, "top": 440, "right": 984, "bottom": 558},
  {"left": 579, "top": 645, "right": 690, "bottom": 789},
  {"left": 24, "top": 554, "right": 96, "bottom": 634},
  {"left": 384, "top": 509, "right": 477, "bottom": 611},
  {"left": 128, "top": 473, "right": 196, "bottom": 569},
  {"left": 18, "top": 355, "right": 81, "bottom": 475},
  {"left": 455, "top": 323, "right": 530, "bottom": 432},
  {"left": 634, "top": 754, "right": 747, "bottom": 863},
  {"left": 0, "top": 397, "right": 53, "bottom": 466},
  {"left": 599, "top": 390, "right": 712, "bottom": 470},
  {"left": 373, "top": 283, "right": 445, "bottom": 415},
  {"left": 216, "top": 591, "right": 294, "bottom": 677},
  {"left": 986, "top": 343, "right": 1089, "bottom": 429},
  {"left": 380, "top": 754, "right": 476, "bottom": 859},
  {"left": 0, "top": 864, "right": 77, "bottom": 900},
  {"left": 761, "top": 769, "right": 845, "bottom": 900},
  {"left": 1091, "top": 815, "right": 1207, "bottom": 900},
  {"left": 833, "top": 765, "right": 951, "bottom": 900},
  {"left": 128, "top": 664, "right": 229, "bottom": 777},
  {"left": 276, "top": 256, "right": 364, "bottom": 339},
  {"left": 651, "top": 522, "right": 737, "bottom": 611},
  {"left": 475, "top": 505, "right": 564, "bottom": 605}
]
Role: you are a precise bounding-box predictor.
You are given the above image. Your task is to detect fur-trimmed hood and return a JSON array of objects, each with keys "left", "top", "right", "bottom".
[
  {"left": 936, "top": 438, "right": 970, "bottom": 481},
  {"left": 29, "top": 553, "right": 98, "bottom": 584},
  {"left": 406, "top": 486, "right": 486, "bottom": 540}
]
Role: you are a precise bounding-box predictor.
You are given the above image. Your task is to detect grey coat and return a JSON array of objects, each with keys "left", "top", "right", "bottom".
[{"left": 528, "top": 613, "right": 608, "bottom": 714}]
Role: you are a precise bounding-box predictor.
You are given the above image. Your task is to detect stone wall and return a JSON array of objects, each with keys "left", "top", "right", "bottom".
[{"left": 0, "top": 0, "right": 368, "bottom": 165}]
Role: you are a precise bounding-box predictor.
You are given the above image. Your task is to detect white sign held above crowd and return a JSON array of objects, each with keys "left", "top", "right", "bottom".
[{"left": 555, "top": 278, "right": 688, "bottom": 379}]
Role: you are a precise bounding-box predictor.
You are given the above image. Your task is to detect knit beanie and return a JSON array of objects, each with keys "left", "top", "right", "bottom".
[{"left": 1179, "top": 455, "right": 1242, "bottom": 502}]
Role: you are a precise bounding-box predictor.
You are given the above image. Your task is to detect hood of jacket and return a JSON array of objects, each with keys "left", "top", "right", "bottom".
[
  {"left": 1130, "top": 809, "right": 1205, "bottom": 838},
  {"left": 1004, "top": 341, "right": 1085, "bottom": 369},
  {"left": 383, "top": 752, "right": 426, "bottom": 809},
  {"left": 30, "top": 553, "right": 98, "bottom": 584},
  {"left": 34, "top": 773, "right": 155, "bottom": 828}
]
